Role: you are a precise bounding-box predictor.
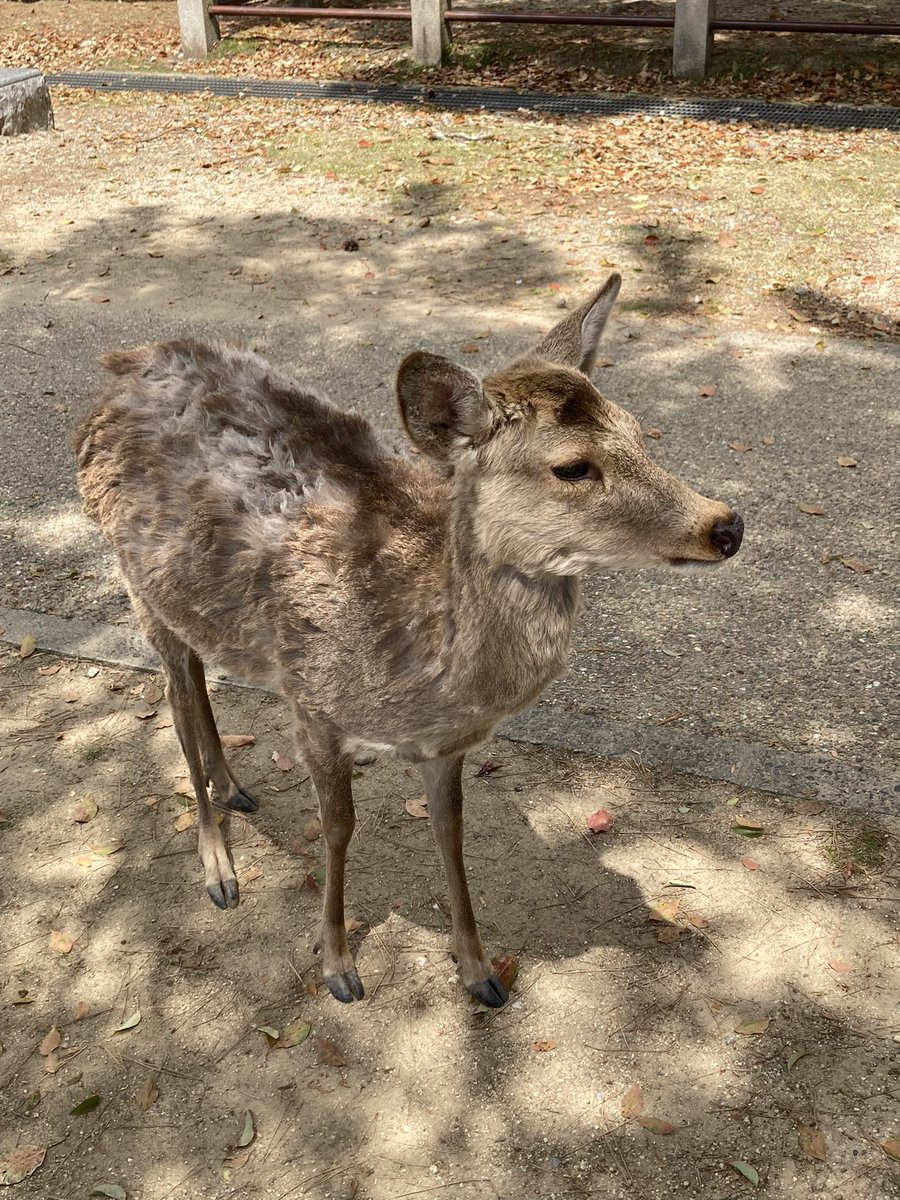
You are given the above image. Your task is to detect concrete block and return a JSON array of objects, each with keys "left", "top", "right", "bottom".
[
  {"left": 673, "top": 0, "right": 716, "bottom": 79},
  {"left": 411, "top": 0, "right": 451, "bottom": 67},
  {"left": 177, "top": 0, "right": 221, "bottom": 60},
  {"left": 0, "top": 68, "right": 54, "bottom": 136}
]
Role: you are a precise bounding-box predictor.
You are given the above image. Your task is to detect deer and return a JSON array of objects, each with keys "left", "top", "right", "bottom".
[{"left": 74, "top": 273, "right": 743, "bottom": 1009}]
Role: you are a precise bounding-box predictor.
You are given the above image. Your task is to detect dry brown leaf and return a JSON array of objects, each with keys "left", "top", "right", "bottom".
[
  {"left": 73, "top": 1000, "right": 91, "bottom": 1021},
  {"left": 697, "top": 384, "right": 716, "bottom": 397},
  {"left": 48, "top": 930, "right": 75, "bottom": 954},
  {"left": 761, "top": 436, "right": 776, "bottom": 446},
  {"left": 740, "top": 857, "right": 760, "bottom": 871},
  {"left": 531, "top": 1040, "right": 558, "bottom": 1053},
  {"left": 39, "top": 1027, "right": 61, "bottom": 1057},
  {"left": 316, "top": 1038, "right": 347, "bottom": 1067},
  {"left": 224, "top": 1149, "right": 252, "bottom": 1170},
  {"left": 798, "top": 503, "right": 825, "bottom": 516},
  {"left": 272, "top": 750, "right": 294, "bottom": 771},
  {"left": 839, "top": 557, "right": 871, "bottom": 574},
  {"left": 405, "top": 795, "right": 429, "bottom": 819},
  {"left": 136, "top": 1074, "right": 159, "bottom": 1111},
  {"left": 735, "top": 1017, "right": 771, "bottom": 1035},
  {"left": 798, "top": 1125, "right": 827, "bottom": 1161},
  {"left": 38, "top": 664, "right": 61, "bottom": 676},
  {"left": 173, "top": 810, "right": 196, "bottom": 832},
  {"left": 728, "top": 442, "right": 752, "bottom": 453},
  {"left": 836, "top": 455, "right": 858, "bottom": 468},
  {"left": 648, "top": 897, "right": 680, "bottom": 924},
  {"left": 0, "top": 1144, "right": 46, "bottom": 1185},
  {"left": 72, "top": 795, "right": 98, "bottom": 824},
  {"left": 621, "top": 1082, "right": 644, "bottom": 1119},
  {"left": 638, "top": 1115, "right": 676, "bottom": 1135},
  {"left": 303, "top": 817, "right": 322, "bottom": 841},
  {"left": 717, "top": 232, "right": 738, "bottom": 249},
  {"left": 221, "top": 733, "right": 256, "bottom": 748},
  {"left": 828, "top": 960, "right": 854, "bottom": 974},
  {"left": 143, "top": 682, "right": 164, "bottom": 704},
  {"left": 173, "top": 777, "right": 194, "bottom": 797},
  {"left": 43, "top": 1051, "right": 61, "bottom": 1074}
]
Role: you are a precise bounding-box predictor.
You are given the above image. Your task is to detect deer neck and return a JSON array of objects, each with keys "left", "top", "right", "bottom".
[{"left": 442, "top": 472, "right": 580, "bottom": 712}]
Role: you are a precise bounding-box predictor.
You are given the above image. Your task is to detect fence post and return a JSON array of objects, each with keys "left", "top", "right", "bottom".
[
  {"left": 672, "top": 0, "right": 716, "bottom": 78},
  {"left": 177, "top": 0, "right": 221, "bottom": 60},
  {"left": 411, "top": 0, "right": 451, "bottom": 66}
]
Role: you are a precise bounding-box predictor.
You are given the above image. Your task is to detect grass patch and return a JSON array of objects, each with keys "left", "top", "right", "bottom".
[
  {"left": 827, "top": 824, "right": 889, "bottom": 874},
  {"left": 211, "top": 36, "right": 263, "bottom": 60},
  {"left": 80, "top": 746, "right": 106, "bottom": 764}
]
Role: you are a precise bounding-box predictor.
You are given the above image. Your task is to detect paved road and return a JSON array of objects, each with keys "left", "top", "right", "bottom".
[{"left": 2, "top": 240, "right": 897, "bottom": 813}]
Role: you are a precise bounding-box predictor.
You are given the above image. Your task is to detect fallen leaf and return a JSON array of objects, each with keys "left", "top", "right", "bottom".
[
  {"left": 474, "top": 760, "right": 501, "bottom": 778},
  {"left": 317, "top": 1038, "right": 347, "bottom": 1066},
  {"left": 735, "top": 1018, "right": 770, "bottom": 1036},
  {"left": 697, "top": 384, "right": 717, "bottom": 397},
  {"left": 531, "top": 1040, "right": 557, "bottom": 1053},
  {"left": 718, "top": 232, "right": 738, "bottom": 249},
  {"left": 798, "top": 503, "right": 825, "bottom": 516},
  {"left": 43, "top": 1052, "right": 61, "bottom": 1074},
  {"left": 728, "top": 442, "right": 752, "bottom": 453},
  {"left": 732, "top": 819, "right": 765, "bottom": 837},
  {"left": 761, "top": 436, "right": 776, "bottom": 446},
  {"left": 143, "top": 682, "right": 164, "bottom": 704},
  {"left": 113, "top": 1010, "right": 141, "bottom": 1034},
  {"left": 223, "top": 1149, "right": 252, "bottom": 1170},
  {"left": 90, "top": 1187, "right": 126, "bottom": 1200},
  {"left": 643, "top": 427, "right": 662, "bottom": 440},
  {"left": 253, "top": 1025, "right": 280, "bottom": 1046},
  {"left": 828, "top": 960, "right": 854, "bottom": 974},
  {"left": 638, "top": 1115, "right": 676, "bottom": 1135},
  {"left": 72, "top": 795, "right": 98, "bottom": 823},
  {"left": 405, "top": 796, "right": 429, "bottom": 819},
  {"left": 240, "top": 864, "right": 262, "bottom": 884},
  {"left": 305, "top": 868, "right": 326, "bottom": 894},
  {"left": 173, "top": 810, "right": 196, "bottom": 833},
  {"left": 839, "top": 557, "right": 871, "bottom": 574},
  {"left": 48, "top": 930, "right": 75, "bottom": 954},
  {"left": 749, "top": 185, "right": 765, "bottom": 195},
  {"left": 39, "top": 1027, "right": 61, "bottom": 1057},
  {"left": 740, "top": 857, "right": 760, "bottom": 871},
  {"left": 880, "top": 1139, "right": 900, "bottom": 1162},
  {"left": 136, "top": 1075, "right": 159, "bottom": 1111},
  {"left": 648, "top": 897, "right": 680, "bottom": 924},
  {"left": 587, "top": 808, "right": 615, "bottom": 833},
  {"left": 656, "top": 926, "right": 683, "bottom": 944},
  {"left": 237, "top": 1110, "right": 255, "bottom": 1148},
  {"left": 73, "top": 1000, "right": 91, "bottom": 1021},
  {"left": 221, "top": 734, "right": 255, "bottom": 748},
  {"left": 798, "top": 1125, "right": 827, "bottom": 1161},
  {"left": 492, "top": 953, "right": 519, "bottom": 994},
  {"left": 173, "top": 778, "right": 194, "bottom": 797},
  {"left": 836, "top": 456, "right": 858, "bottom": 468},
  {"left": 133, "top": 707, "right": 157, "bottom": 721},
  {"left": 272, "top": 751, "right": 294, "bottom": 772},
  {"left": 70, "top": 1094, "right": 101, "bottom": 1116},
  {"left": 621, "top": 1082, "right": 644, "bottom": 1119},
  {"left": 793, "top": 799, "right": 825, "bottom": 816},
  {"left": 38, "top": 664, "right": 61, "bottom": 676},
  {"left": 275, "top": 1019, "right": 311, "bottom": 1048},
  {"left": 787, "top": 1048, "right": 810, "bottom": 1070},
  {"left": 460, "top": 343, "right": 480, "bottom": 354},
  {"left": 0, "top": 1145, "right": 46, "bottom": 1185},
  {"left": 729, "top": 1160, "right": 760, "bottom": 1186},
  {"left": 19, "top": 633, "right": 36, "bottom": 658}
]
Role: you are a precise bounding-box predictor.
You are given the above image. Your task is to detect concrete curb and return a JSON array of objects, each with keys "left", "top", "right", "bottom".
[{"left": 2, "top": 604, "right": 896, "bottom": 817}]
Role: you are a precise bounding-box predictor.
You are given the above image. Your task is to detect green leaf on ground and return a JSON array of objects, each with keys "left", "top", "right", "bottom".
[
  {"left": 787, "top": 1048, "right": 811, "bottom": 1070},
  {"left": 729, "top": 1160, "right": 759, "bottom": 1185},
  {"left": 90, "top": 1186, "right": 127, "bottom": 1200},
  {"left": 70, "top": 1094, "right": 101, "bottom": 1116},
  {"left": 113, "top": 1011, "right": 141, "bottom": 1034},
  {"left": 237, "top": 1110, "right": 255, "bottom": 1147},
  {"left": 275, "top": 1019, "right": 311, "bottom": 1048}
]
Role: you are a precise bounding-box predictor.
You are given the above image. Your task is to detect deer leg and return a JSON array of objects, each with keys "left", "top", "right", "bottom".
[
  {"left": 140, "top": 614, "right": 239, "bottom": 911},
  {"left": 419, "top": 754, "right": 508, "bottom": 1008},
  {"left": 299, "top": 728, "right": 364, "bottom": 1003},
  {"left": 186, "top": 652, "right": 259, "bottom": 814}
]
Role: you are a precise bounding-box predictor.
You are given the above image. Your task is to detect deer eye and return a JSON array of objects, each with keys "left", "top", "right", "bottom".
[{"left": 552, "top": 461, "right": 597, "bottom": 482}]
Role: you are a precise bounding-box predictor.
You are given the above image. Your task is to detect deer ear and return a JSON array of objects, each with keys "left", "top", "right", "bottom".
[
  {"left": 396, "top": 352, "right": 494, "bottom": 461},
  {"left": 523, "top": 272, "right": 621, "bottom": 375}
]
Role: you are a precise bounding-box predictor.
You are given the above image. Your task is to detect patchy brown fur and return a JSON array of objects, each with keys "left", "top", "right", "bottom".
[{"left": 74, "top": 274, "right": 743, "bottom": 1008}]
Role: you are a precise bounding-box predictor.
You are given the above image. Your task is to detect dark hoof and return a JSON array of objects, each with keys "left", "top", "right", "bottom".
[
  {"left": 207, "top": 877, "right": 240, "bottom": 910},
  {"left": 325, "top": 968, "right": 365, "bottom": 1004},
  {"left": 228, "top": 789, "right": 259, "bottom": 813},
  {"left": 468, "top": 974, "right": 508, "bottom": 1008}
]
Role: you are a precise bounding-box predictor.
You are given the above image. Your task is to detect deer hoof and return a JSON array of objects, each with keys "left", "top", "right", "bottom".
[
  {"left": 228, "top": 789, "right": 259, "bottom": 813},
  {"left": 325, "top": 968, "right": 365, "bottom": 1004},
  {"left": 468, "top": 974, "right": 509, "bottom": 1008},
  {"left": 207, "top": 876, "right": 240, "bottom": 910}
]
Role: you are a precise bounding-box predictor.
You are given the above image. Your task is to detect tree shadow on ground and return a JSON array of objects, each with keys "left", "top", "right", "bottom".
[{"left": 1, "top": 650, "right": 898, "bottom": 1199}]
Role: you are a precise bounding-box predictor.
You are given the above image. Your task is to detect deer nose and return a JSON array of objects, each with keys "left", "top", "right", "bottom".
[{"left": 711, "top": 513, "right": 744, "bottom": 559}]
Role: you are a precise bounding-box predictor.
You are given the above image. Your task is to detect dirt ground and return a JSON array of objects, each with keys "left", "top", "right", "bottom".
[
  {"left": 0, "top": 15, "right": 899, "bottom": 1198},
  {"left": 1, "top": 646, "right": 898, "bottom": 1199}
]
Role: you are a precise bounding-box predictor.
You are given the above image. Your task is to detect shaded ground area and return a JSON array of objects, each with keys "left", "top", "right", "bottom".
[
  {"left": 1, "top": 647, "right": 899, "bottom": 1199},
  {"left": 0, "top": 91, "right": 897, "bottom": 794}
]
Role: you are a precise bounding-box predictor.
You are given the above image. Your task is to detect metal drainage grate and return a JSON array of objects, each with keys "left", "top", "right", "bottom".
[{"left": 47, "top": 71, "right": 900, "bottom": 131}]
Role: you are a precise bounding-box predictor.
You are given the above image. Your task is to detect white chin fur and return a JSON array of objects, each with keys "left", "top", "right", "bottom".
[{"left": 667, "top": 558, "right": 723, "bottom": 574}]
